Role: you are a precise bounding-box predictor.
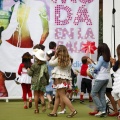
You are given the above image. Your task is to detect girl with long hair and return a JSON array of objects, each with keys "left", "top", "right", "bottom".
[
  {"left": 48, "top": 45, "right": 77, "bottom": 118},
  {"left": 87, "top": 43, "right": 111, "bottom": 117},
  {"left": 18, "top": 52, "right": 33, "bottom": 109}
]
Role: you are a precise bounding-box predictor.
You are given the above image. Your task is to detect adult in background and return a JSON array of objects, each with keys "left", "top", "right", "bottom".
[{"left": 87, "top": 43, "right": 111, "bottom": 117}]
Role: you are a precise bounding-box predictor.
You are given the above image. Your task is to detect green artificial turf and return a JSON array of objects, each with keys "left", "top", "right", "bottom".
[{"left": 0, "top": 99, "right": 117, "bottom": 120}]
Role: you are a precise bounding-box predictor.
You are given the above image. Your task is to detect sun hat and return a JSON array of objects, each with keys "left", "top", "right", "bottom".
[
  {"left": 33, "top": 48, "right": 39, "bottom": 55},
  {"left": 34, "top": 49, "right": 46, "bottom": 61},
  {"left": 22, "top": 52, "right": 33, "bottom": 59}
]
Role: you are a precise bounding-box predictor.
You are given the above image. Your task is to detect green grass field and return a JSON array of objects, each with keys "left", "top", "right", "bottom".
[{"left": 0, "top": 99, "right": 118, "bottom": 120}]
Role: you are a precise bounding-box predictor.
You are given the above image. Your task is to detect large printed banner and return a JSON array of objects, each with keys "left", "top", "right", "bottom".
[{"left": 0, "top": 0, "right": 99, "bottom": 98}]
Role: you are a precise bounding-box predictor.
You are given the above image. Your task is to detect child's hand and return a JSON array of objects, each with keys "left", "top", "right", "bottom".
[
  {"left": 110, "top": 57, "right": 116, "bottom": 66},
  {"left": 74, "top": 69, "right": 79, "bottom": 75},
  {"left": 87, "top": 58, "right": 92, "bottom": 64}
]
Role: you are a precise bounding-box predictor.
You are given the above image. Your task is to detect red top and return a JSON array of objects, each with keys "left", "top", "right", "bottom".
[
  {"left": 80, "top": 64, "right": 88, "bottom": 76},
  {"left": 18, "top": 63, "right": 24, "bottom": 75}
]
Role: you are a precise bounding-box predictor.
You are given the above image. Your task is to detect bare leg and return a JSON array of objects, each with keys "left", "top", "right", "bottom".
[
  {"left": 34, "top": 90, "right": 39, "bottom": 111},
  {"left": 39, "top": 91, "right": 46, "bottom": 112},
  {"left": 46, "top": 94, "right": 53, "bottom": 109},
  {"left": 106, "top": 92, "right": 118, "bottom": 113},
  {"left": 59, "top": 97, "right": 65, "bottom": 112},
  {"left": 88, "top": 93, "right": 93, "bottom": 102},
  {"left": 69, "top": 91, "right": 73, "bottom": 100},
  {"left": 58, "top": 88, "right": 75, "bottom": 113},
  {"left": 39, "top": 91, "right": 45, "bottom": 103},
  {"left": 50, "top": 90, "right": 60, "bottom": 114},
  {"left": 80, "top": 92, "right": 84, "bottom": 102}
]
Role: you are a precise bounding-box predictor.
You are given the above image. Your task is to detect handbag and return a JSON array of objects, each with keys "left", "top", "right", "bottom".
[
  {"left": 4, "top": 72, "right": 16, "bottom": 80},
  {"left": 14, "top": 76, "right": 21, "bottom": 85}
]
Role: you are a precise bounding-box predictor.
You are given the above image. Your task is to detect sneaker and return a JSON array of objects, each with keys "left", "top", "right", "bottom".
[
  {"left": 80, "top": 99, "right": 84, "bottom": 103},
  {"left": 57, "top": 109, "right": 66, "bottom": 114},
  {"left": 95, "top": 111, "right": 106, "bottom": 117}
]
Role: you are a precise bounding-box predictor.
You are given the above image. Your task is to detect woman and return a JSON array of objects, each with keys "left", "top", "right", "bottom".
[
  {"left": 1, "top": 0, "right": 49, "bottom": 48},
  {"left": 87, "top": 43, "right": 111, "bottom": 117}
]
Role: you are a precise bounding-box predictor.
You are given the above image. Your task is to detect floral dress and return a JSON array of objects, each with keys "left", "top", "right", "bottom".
[{"left": 27, "top": 62, "right": 49, "bottom": 92}]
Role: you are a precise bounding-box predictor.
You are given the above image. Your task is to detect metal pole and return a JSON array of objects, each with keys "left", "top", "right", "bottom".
[{"left": 112, "top": 0, "right": 116, "bottom": 58}]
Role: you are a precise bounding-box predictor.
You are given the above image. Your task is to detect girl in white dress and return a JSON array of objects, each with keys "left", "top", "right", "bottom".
[
  {"left": 18, "top": 52, "right": 33, "bottom": 109},
  {"left": 48, "top": 45, "right": 77, "bottom": 118}
]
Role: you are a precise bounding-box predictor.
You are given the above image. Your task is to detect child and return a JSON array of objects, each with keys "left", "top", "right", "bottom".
[
  {"left": 27, "top": 49, "right": 49, "bottom": 113},
  {"left": 49, "top": 41, "right": 56, "bottom": 52},
  {"left": 17, "top": 52, "right": 33, "bottom": 109},
  {"left": 111, "top": 44, "right": 120, "bottom": 119},
  {"left": 48, "top": 45, "right": 77, "bottom": 118},
  {"left": 58, "top": 58, "right": 78, "bottom": 114},
  {"left": 79, "top": 56, "right": 93, "bottom": 103},
  {"left": 66, "top": 58, "right": 78, "bottom": 102},
  {"left": 45, "top": 50, "right": 55, "bottom": 109},
  {"left": 33, "top": 44, "right": 45, "bottom": 104}
]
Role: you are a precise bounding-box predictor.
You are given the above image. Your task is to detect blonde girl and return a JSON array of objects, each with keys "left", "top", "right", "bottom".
[{"left": 48, "top": 45, "right": 77, "bottom": 118}]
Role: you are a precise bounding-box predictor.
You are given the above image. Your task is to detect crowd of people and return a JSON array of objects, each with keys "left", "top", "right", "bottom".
[{"left": 17, "top": 41, "right": 120, "bottom": 119}]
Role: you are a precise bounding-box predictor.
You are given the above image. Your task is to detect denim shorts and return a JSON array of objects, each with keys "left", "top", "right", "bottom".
[{"left": 46, "top": 91, "right": 53, "bottom": 96}]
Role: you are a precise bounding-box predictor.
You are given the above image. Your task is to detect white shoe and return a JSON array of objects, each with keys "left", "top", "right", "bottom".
[
  {"left": 95, "top": 111, "right": 106, "bottom": 117},
  {"left": 57, "top": 109, "right": 66, "bottom": 114}
]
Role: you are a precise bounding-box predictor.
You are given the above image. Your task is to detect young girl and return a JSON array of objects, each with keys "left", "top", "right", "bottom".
[
  {"left": 87, "top": 43, "right": 111, "bottom": 117},
  {"left": 18, "top": 52, "right": 33, "bottom": 109},
  {"left": 48, "top": 45, "right": 77, "bottom": 118},
  {"left": 45, "top": 50, "right": 55, "bottom": 109},
  {"left": 111, "top": 44, "right": 120, "bottom": 119},
  {"left": 27, "top": 49, "right": 49, "bottom": 114},
  {"left": 57, "top": 58, "right": 78, "bottom": 114}
]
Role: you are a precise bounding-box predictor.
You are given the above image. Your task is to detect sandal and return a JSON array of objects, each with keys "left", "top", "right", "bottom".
[
  {"left": 48, "top": 113, "right": 57, "bottom": 117},
  {"left": 34, "top": 109, "right": 39, "bottom": 114},
  {"left": 66, "top": 110, "right": 77, "bottom": 118}
]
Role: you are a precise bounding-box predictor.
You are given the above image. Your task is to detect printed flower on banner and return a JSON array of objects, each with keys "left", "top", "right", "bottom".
[{"left": 80, "top": 41, "right": 97, "bottom": 54}]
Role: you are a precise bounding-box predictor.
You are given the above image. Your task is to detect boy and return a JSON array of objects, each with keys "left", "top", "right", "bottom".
[
  {"left": 79, "top": 56, "right": 93, "bottom": 103},
  {"left": 49, "top": 41, "right": 56, "bottom": 51}
]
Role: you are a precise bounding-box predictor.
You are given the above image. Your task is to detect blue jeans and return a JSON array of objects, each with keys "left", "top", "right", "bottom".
[{"left": 91, "top": 79, "right": 109, "bottom": 112}]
